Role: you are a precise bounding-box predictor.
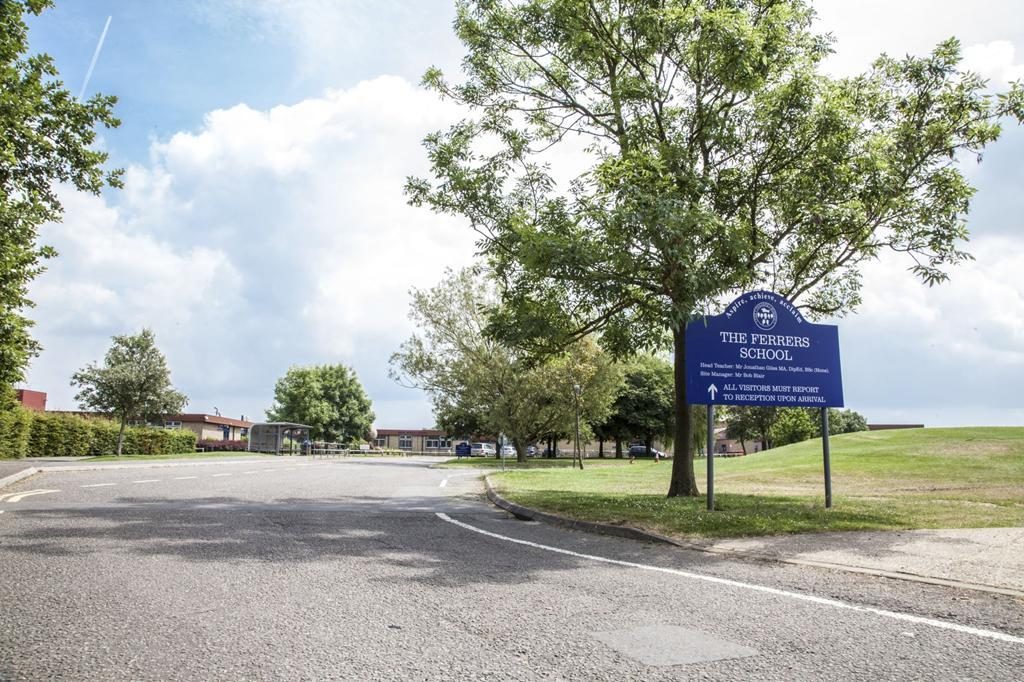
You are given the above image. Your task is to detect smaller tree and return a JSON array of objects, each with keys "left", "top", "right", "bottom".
[
  {"left": 71, "top": 329, "right": 187, "bottom": 456},
  {"left": 266, "top": 365, "right": 374, "bottom": 443},
  {"left": 606, "top": 356, "right": 674, "bottom": 456},
  {"left": 726, "top": 407, "right": 779, "bottom": 453},
  {"left": 771, "top": 409, "right": 817, "bottom": 447}
]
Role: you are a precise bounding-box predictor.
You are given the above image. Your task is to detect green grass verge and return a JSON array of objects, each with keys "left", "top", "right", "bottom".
[
  {"left": 77, "top": 451, "right": 277, "bottom": 463},
  {"left": 490, "top": 427, "right": 1024, "bottom": 539},
  {"left": 439, "top": 457, "right": 636, "bottom": 469}
]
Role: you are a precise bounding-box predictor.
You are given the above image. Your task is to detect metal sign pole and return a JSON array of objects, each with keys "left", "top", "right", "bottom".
[
  {"left": 707, "top": 404, "right": 715, "bottom": 511},
  {"left": 821, "top": 408, "right": 832, "bottom": 508}
]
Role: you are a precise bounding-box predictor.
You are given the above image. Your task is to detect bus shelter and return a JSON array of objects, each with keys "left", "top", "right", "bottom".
[{"left": 247, "top": 422, "right": 314, "bottom": 455}]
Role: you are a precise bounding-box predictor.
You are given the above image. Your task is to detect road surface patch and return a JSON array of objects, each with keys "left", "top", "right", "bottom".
[{"left": 593, "top": 626, "right": 757, "bottom": 666}]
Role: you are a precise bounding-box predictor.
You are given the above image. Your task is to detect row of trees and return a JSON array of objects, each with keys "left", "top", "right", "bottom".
[
  {"left": 391, "top": 268, "right": 862, "bottom": 460},
  {"left": 725, "top": 406, "right": 868, "bottom": 454}
]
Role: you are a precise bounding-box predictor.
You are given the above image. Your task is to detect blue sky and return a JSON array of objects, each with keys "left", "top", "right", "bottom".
[{"left": 22, "top": 0, "right": 1024, "bottom": 428}]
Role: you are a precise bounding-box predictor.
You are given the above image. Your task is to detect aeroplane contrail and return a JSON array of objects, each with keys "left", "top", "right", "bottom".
[{"left": 78, "top": 15, "right": 112, "bottom": 101}]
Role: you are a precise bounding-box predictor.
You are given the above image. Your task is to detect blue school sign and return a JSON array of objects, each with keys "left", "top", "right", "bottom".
[{"left": 686, "top": 291, "right": 844, "bottom": 407}]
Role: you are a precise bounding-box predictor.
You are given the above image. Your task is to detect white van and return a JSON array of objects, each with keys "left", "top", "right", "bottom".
[{"left": 471, "top": 442, "right": 496, "bottom": 457}]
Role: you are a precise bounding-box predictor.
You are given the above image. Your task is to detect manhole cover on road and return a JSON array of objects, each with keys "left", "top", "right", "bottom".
[{"left": 592, "top": 625, "right": 758, "bottom": 666}]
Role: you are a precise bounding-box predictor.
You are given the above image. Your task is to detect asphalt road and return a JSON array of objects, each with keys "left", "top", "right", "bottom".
[{"left": 0, "top": 457, "right": 1021, "bottom": 680}]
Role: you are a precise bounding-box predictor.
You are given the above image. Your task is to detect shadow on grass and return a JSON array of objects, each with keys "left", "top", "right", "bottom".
[{"left": 502, "top": 490, "right": 914, "bottom": 539}]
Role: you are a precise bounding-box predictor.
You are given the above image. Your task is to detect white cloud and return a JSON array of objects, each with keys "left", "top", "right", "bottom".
[
  {"left": 837, "top": 235, "right": 1024, "bottom": 425},
  {"left": 813, "top": 1, "right": 1024, "bottom": 76},
  {"left": 28, "top": 75, "right": 471, "bottom": 426},
  {"left": 962, "top": 40, "right": 1024, "bottom": 85}
]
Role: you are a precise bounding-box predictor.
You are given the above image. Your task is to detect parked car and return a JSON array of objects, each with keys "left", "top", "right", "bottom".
[
  {"left": 471, "top": 442, "right": 497, "bottom": 457},
  {"left": 500, "top": 445, "right": 516, "bottom": 457},
  {"left": 628, "top": 444, "right": 669, "bottom": 459},
  {"left": 526, "top": 446, "right": 538, "bottom": 457}
]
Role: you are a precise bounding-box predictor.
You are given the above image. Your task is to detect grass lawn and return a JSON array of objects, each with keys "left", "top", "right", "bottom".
[
  {"left": 490, "top": 427, "right": 1024, "bottom": 539},
  {"left": 439, "top": 457, "right": 635, "bottom": 469},
  {"left": 77, "top": 451, "right": 277, "bottom": 463}
]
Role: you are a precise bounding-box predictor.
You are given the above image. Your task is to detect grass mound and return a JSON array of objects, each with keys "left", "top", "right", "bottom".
[{"left": 492, "top": 427, "right": 1024, "bottom": 538}]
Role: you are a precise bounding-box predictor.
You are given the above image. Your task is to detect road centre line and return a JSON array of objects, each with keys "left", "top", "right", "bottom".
[
  {"left": 243, "top": 470, "right": 259, "bottom": 474},
  {"left": 439, "top": 478, "right": 448, "bottom": 488},
  {"left": 435, "top": 513, "right": 1024, "bottom": 646},
  {"left": 81, "top": 483, "right": 116, "bottom": 488},
  {"left": 132, "top": 479, "right": 160, "bottom": 484},
  {"left": 212, "top": 473, "right": 232, "bottom": 477},
  {"left": 174, "top": 476, "right": 198, "bottom": 480}
]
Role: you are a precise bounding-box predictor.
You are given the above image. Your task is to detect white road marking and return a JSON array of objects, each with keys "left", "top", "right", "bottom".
[
  {"left": 435, "top": 513, "right": 1024, "bottom": 646},
  {"left": 439, "top": 478, "right": 448, "bottom": 488},
  {"left": 261, "top": 469, "right": 277, "bottom": 473},
  {"left": 243, "top": 470, "right": 259, "bottom": 474},
  {"left": 133, "top": 479, "right": 160, "bottom": 484},
  {"left": 174, "top": 476, "right": 198, "bottom": 480},
  {"left": 81, "top": 483, "right": 116, "bottom": 488},
  {"left": 0, "top": 489, "right": 60, "bottom": 503},
  {"left": 211, "top": 473, "right": 232, "bottom": 477}
]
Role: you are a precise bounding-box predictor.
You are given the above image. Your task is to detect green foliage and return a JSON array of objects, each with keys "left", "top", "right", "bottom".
[
  {"left": 0, "top": 406, "right": 32, "bottom": 458},
  {"left": 390, "top": 268, "right": 621, "bottom": 461},
  {"left": 17, "top": 412, "right": 196, "bottom": 456},
  {"left": 71, "top": 328, "right": 188, "bottom": 455},
  {"left": 597, "top": 355, "right": 674, "bottom": 446},
  {"left": 818, "top": 408, "right": 868, "bottom": 436},
  {"left": 267, "top": 364, "right": 375, "bottom": 443},
  {"left": 725, "top": 406, "right": 778, "bottom": 450},
  {"left": 770, "top": 408, "right": 816, "bottom": 447},
  {"left": 409, "top": 0, "right": 1024, "bottom": 497},
  {"left": 0, "top": 0, "right": 122, "bottom": 390}
]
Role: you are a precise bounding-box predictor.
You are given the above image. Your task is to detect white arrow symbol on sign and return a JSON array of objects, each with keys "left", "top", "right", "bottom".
[
  {"left": 0, "top": 489, "right": 60, "bottom": 503},
  {"left": 707, "top": 384, "right": 718, "bottom": 400}
]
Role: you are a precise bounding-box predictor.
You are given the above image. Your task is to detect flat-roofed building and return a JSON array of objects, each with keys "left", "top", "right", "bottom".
[
  {"left": 163, "top": 414, "right": 253, "bottom": 441},
  {"left": 374, "top": 428, "right": 454, "bottom": 453}
]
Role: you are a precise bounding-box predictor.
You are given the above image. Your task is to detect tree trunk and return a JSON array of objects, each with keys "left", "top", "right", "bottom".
[
  {"left": 615, "top": 438, "right": 622, "bottom": 459},
  {"left": 644, "top": 434, "right": 652, "bottom": 456},
  {"left": 741, "top": 439, "right": 747, "bottom": 456},
  {"left": 598, "top": 438, "right": 605, "bottom": 458},
  {"left": 667, "top": 326, "right": 699, "bottom": 496},
  {"left": 514, "top": 438, "right": 526, "bottom": 463},
  {"left": 116, "top": 416, "right": 127, "bottom": 457}
]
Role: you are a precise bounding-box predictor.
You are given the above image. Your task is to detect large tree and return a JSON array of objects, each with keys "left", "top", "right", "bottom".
[
  {"left": 266, "top": 365, "right": 375, "bottom": 443},
  {"left": 1, "top": 0, "right": 121, "bottom": 392},
  {"left": 390, "top": 268, "right": 620, "bottom": 462},
  {"left": 71, "top": 329, "right": 187, "bottom": 456},
  {"left": 409, "top": 0, "right": 1024, "bottom": 497}
]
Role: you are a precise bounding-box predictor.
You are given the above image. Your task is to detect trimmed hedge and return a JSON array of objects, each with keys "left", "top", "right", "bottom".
[
  {"left": 0, "top": 410, "right": 198, "bottom": 458},
  {"left": 197, "top": 439, "right": 247, "bottom": 452},
  {"left": 0, "top": 408, "right": 32, "bottom": 459}
]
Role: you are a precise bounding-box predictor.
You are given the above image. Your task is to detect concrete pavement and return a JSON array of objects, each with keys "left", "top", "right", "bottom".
[{"left": 0, "top": 457, "right": 1021, "bottom": 679}]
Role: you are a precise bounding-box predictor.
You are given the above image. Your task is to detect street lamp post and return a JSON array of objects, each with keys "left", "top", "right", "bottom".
[{"left": 572, "top": 383, "right": 583, "bottom": 470}]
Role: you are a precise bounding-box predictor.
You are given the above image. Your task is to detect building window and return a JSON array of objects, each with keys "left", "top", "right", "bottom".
[
  {"left": 374, "top": 436, "right": 387, "bottom": 447},
  {"left": 163, "top": 420, "right": 182, "bottom": 429},
  {"left": 425, "top": 437, "right": 451, "bottom": 449},
  {"left": 398, "top": 435, "right": 413, "bottom": 450}
]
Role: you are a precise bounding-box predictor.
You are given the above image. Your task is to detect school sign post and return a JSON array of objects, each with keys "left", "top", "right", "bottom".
[{"left": 686, "top": 291, "right": 844, "bottom": 510}]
